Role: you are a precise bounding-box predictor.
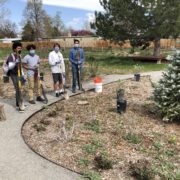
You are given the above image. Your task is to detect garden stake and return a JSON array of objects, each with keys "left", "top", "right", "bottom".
[{"left": 117, "top": 89, "right": 127, "bottom": 113}]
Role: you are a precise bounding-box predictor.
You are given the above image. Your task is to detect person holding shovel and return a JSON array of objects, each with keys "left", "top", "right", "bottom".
[
  {"left": 48, "top": 43, "right": 65, "bottom": 97},
  {"left": 22, "top": 44, "right": 45, "bottom": 104},
  {"left": 5, "top": 42, "right": 26, "bottom": 112},
  {"left": 69, "top": 39, "right": 85, "bottom": 93}
]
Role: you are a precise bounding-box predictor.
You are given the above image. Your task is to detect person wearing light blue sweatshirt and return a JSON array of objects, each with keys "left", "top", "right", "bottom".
[{"left": 69, "top": 39, "right": 85, "bottom": 93}]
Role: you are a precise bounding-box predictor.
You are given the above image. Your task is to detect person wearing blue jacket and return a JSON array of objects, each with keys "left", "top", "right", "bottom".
[{"left": 69, "top": 39, "right": 85, "bottom": 93}]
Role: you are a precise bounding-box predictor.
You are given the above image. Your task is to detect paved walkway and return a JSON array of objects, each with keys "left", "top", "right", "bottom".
[{"left": 0, "top": 71, "right": 163, "bottom": 180}]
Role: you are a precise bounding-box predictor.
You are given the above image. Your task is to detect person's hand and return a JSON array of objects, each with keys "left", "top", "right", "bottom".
[
  {"left": 62, "top": 73, "right": 66, "bottom": 78},
  {"left": 32, "top": 65, "right": 38, "bottom": 71},
  {"left": 16, "top": 59, "right": 20, "bottom": 63}
]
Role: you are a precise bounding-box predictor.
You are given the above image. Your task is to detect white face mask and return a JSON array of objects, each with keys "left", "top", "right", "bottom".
[
  {"left": 29, "top": 49, "right": 35, "bottom": 55},
  {"left": 74, "top": 44, "right": 79, "bottom": 48}
]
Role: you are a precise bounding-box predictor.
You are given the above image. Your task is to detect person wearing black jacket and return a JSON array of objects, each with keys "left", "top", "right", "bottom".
[{"left": 6, "top": 42, "right": 25, "bottom": 112}]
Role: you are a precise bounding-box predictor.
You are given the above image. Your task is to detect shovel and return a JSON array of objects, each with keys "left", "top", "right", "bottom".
[{"left": 77, "top": 64, "right": 85, "bottom": 92}]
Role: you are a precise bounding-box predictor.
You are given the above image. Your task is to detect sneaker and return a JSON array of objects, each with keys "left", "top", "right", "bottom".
[
  {"left": 18, "top": 108, "right": 25, "bottom": 113},
  {"left": 18, "top": 106, "right": 25, "bottom": 113},
  {"left": 72, "top": 89, "right": 76, "bottom": 93},
  {"left": 59, "top": 91, "right": 64, "bottom": 95},
  {"left": 29, "top": 100, "right": 36, "bottom": 104},
  {"left": 56, "top": 93, "right": 59, "bottom": 97},
  {"left": 79, "top": 87, "right": 85, "bottom": 91},
  {"left": 36, "top": 96, "right": 45, "bottom": 102}
]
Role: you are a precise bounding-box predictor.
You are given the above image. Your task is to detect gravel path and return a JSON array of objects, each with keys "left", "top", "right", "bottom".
[{"left": 0, "top": 71, "right": 162, "bottom": 180}]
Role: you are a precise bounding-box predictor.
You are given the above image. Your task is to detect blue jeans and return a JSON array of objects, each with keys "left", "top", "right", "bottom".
[{"left": 72, "top": 64, "right": 83, "bottom": 90}]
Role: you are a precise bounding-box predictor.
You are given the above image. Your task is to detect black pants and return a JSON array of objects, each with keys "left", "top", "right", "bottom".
[
  {"left": 10, "top": 75, "right": 22, "bottom": 107},
  {"left": 52, "top": 73, "right": 62, "bottom": 84}
]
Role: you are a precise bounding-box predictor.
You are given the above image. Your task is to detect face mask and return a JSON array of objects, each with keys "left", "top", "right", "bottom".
[
  {"left": 54, "top": 47, "right": 60, "bottom": 52},
  {"left": 29, "top": 50, "right": 35, "bottom": 55},
  {"left": 74, "top": 44, "right": 79, "bottom": 48}
]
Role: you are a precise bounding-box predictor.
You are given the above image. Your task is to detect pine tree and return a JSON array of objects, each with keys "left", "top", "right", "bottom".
[
  {"left": 154, "top": 51, "right": 180, "bottom": 122},
  {"left": 92, "top": 0, "right": 180, "bottom": 56}
]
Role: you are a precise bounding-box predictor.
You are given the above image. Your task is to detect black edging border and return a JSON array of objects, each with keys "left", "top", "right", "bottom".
[{"left": 21, "top": 75, "right": 150, "bottom": 177}]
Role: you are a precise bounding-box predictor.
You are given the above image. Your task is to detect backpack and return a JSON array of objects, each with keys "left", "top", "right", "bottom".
[{"left": 2, "top": 53, "right": 16, "bottom": 75}]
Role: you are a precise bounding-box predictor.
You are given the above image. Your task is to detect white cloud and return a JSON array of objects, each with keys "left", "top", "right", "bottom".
[
  {"left": 66, "top": 17, "right": 83, "bottom": 28},
  {"left": 86, "top": 12, "right": 95, "bottom": 22},
  {"left": 42, "top": 0, "right": 103, "bottom": 11}
]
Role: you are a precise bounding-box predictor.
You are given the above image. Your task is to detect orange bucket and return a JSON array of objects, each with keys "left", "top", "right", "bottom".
[{"left": 94, "top": 77, "right": 102, "bottom": 93}]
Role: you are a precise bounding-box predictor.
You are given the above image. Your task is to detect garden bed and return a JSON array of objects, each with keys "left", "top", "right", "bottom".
[{"left": 22, "top": 77, "right": 179, "bottom": 179}]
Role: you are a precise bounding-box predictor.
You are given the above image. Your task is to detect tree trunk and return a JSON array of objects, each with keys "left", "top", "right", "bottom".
[{"left": 153, "top": 38, "right": 161, "bottom": 56}]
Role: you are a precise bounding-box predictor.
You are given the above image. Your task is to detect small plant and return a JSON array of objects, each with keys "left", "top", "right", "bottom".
[
  {"left": 164, "top": 150, "right": 175, "bottom": 157},
  {"left": 94, "top": 153, "right": 113, "bottom": 170},
  {"left": 78, "top": 157, "right": 90, "bottom": 167},
  {"left": 84, "top": 119, "right": 101, "bottom": 133},
  {"left": 83, "top": 144, "right": 98, "bottom": 154},
  {"left": 133, "top": 64, "right": 143, "bottom": 73},
  {"left": 32, "top": 124, "right": 46, "bottom": 132},
  {"left": 82, "top": 138, "right": 103, "bottom": 154},
  {"left": 136, "top": 146, "right": 147, "bottom": 153},
  {"left": 91, "top": 138, "right": 104, "bottom": 148},
  {"left": 174, "top": 171, "right": 180, "bottom": 180},
  {"left": 47, "top": 109, "right": 57, "bottom": 117},
  {"left": 83, "top": 171, "right": 101, "bottom": 180},
  {"left": 155, "top": 162, "right": 177, "bottom": 179},
  {"left": 123, "top": 133, "right": 142, "bottom": 144},
  {"left": 168, "top": 136, "right": 177, "bottom": 145},
  {"left": 40, "top": 119, "right": 51, "bottom": 126},
  {"left": 153, "top": 141, "right": 164, "bottom": 151},
  {"left": 129, "top": 159, "right": 155, "bottom": 180}
]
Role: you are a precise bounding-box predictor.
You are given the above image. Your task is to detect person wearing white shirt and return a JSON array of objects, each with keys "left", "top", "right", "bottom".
[{"left": 48, "top": 43, "right": 65, "bottom": 97}]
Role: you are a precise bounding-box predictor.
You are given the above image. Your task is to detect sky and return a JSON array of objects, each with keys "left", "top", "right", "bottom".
[{"left": 3, "top": 0, "right": 104, "bottom": 32}]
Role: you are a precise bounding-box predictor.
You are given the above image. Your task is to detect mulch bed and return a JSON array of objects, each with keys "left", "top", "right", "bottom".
[{"left": 22, "top": 77, "right": 180, "bottom": 180}]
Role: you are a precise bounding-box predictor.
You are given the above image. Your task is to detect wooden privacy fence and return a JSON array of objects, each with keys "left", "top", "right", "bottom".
[{"left": 0, "top": 38, "right": 179, "bottom": 49}]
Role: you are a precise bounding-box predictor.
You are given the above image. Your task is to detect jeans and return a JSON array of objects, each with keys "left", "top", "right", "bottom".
[
  {"left": 71, "top": 64, "right": 83, "bottom": 90},
  {"left": 10, "top": 75, "right": 22, "bottom": 107}
]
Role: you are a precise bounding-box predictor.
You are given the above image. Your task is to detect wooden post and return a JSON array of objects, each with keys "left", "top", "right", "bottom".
[{"left": 0, "top": 104, "right": 6, "bottom": 121}]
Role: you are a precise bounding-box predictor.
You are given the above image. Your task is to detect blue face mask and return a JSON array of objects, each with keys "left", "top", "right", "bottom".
[
  {"left": 54, "top": 47, "right": 60, "bottom": 52},
  {"left": 29, "top": 50, "right": 35, "bottom": 55}
]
